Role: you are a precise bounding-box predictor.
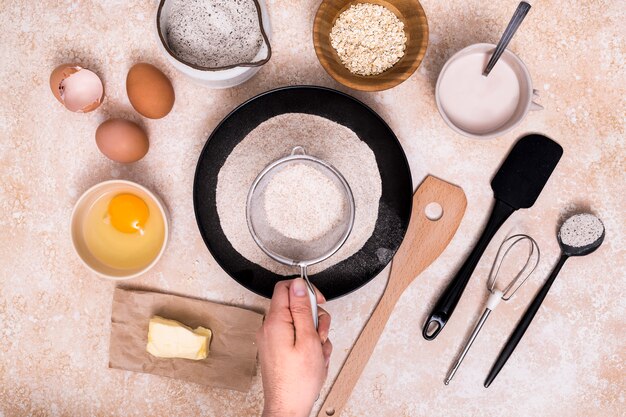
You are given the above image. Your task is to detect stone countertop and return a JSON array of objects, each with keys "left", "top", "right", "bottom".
[{"left": 0, "top": 0, "right": 624, "bottom": 416}]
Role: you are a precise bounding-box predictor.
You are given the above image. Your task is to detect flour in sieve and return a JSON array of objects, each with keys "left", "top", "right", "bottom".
[
  {"left": 216, "top": 113, "right": 382, "bottom": 276},
  {"left": 263, "top": 163, "right": 346, "bottom": 242}
]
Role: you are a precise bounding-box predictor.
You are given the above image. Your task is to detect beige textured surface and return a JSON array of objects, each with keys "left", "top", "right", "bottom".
[{"left": 0, "top": 0, "right": 624, "bottom": 416}]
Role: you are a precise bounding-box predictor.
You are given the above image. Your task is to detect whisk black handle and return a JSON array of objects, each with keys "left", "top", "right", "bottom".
[
  {"left": 484, "top": 253, "right": 569, "bottom": 387},
  {"left": 422, "top": 199, "right": 516, "bottom": 340}
]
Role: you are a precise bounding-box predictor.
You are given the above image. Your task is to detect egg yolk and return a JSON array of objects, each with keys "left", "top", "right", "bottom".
[{"left": 107, "top": 193, "right": 150, "bottom": 234}]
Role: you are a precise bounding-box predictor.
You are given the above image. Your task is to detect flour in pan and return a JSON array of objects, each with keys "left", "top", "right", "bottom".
[{"left": 216, "top": 113, "right": 382, "bottom": 275}]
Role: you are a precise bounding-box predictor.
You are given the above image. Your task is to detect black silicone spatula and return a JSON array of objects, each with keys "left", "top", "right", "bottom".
[{"left": 422, "top": 134, "right": 563, "bottom": 340}]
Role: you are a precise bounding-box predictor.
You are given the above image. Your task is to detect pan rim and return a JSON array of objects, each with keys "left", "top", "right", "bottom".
[{"left": 192, "top": 85, "right": 413, "bottom": 300}]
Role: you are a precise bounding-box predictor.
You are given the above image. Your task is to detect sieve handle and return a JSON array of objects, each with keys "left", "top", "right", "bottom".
[{"left": 300, "top": 265, "right": 319, "bottom": 329}]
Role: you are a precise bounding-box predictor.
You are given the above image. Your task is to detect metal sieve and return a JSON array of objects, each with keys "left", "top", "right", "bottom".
[{"left": 246, "top": 146, "right": 355, "bottom": 327}]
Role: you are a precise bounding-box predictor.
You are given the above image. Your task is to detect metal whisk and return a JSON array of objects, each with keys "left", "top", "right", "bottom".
[{"left": 444, "top": 234, "right": 540, "bottom": 385}]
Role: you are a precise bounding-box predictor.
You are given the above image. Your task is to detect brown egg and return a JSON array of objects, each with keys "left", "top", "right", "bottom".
[
  {"left": 126, "top": 63, "right": 175, "bottom": 119},
  {"left": 50, "top": 64, "right": 104, "bottom": 112},
  {"left": 95, "top": 119, "right": 149, "bottom": 163}
]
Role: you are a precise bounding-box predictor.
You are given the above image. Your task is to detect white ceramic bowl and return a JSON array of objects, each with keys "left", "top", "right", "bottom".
[
  {"left": 155, "top": 0, "right": 272, "bottom": 88},
  {"left": 70, "top": 180, "right": 169, "bottom": 280}
]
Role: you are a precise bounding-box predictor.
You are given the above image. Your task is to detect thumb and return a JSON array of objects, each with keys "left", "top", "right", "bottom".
[{"left": 289, "top": 278, "right": 317, "bottom": 343}]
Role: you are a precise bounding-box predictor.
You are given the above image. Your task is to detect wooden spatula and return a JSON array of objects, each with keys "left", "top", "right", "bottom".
[{"left": 317, "top": 175, "right": 467, "bottom": 417}]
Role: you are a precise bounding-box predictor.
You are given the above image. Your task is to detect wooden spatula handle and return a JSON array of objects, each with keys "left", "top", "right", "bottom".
[
  {"left": 316, "top": 176, "right": 467, "bottom": 417},
  {"left": 317, "top": 286, "right": 402, "bottom": 417}
]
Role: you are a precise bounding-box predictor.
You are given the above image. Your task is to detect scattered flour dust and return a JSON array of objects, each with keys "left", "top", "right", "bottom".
[
  {"left": 216, "top": 113, "right": 382, "bottom": 276},
  {"left": 263, "top": 163, "right": 346, "bottom": 242}
]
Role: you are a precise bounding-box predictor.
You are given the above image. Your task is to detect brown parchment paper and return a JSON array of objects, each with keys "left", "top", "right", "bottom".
[{"left": 109, "top": 288, "right": 264, "bottom": 392}]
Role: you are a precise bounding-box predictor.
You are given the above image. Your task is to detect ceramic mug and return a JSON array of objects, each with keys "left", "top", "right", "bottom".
[{"left": 435, "top": 43, "right": 543, "bottom": 139}]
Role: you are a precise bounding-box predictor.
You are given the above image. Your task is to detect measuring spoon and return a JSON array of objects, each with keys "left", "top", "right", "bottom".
[{"left": 484, "top": 213, "right": 605, "bottom": 387}]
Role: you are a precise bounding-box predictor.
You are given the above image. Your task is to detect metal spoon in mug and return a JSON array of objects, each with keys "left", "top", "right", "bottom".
[
  {"left": 483, "top": 1, "right": 532, "bottom": 76},
  {"left": 484, "top": 213, "right": 605, "bottom": 387}
]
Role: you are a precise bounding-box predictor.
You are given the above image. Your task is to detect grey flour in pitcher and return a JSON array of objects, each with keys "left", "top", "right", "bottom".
[
  {"left": 166, "top": 0, "right": 263, "bottom": 68},
  {"left": 216, "top": 113, "right": 382, "bottom": 276}
]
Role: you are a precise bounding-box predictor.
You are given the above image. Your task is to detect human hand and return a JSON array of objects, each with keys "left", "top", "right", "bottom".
[{"left": 257, "top": 278, "right": 333, "bottom": 417}]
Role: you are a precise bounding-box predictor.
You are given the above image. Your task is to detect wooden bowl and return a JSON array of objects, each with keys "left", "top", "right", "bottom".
[{"left": 313, "top": 0, "right": 429, "bottom": 92}]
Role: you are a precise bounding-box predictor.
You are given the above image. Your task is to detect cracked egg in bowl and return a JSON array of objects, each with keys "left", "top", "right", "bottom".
[{"left": 70, "top": 180, "right": 169, "bottom": 280}]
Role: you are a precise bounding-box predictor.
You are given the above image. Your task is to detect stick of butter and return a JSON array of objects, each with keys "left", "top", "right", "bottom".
[{"left": 146, "top": 316, "right": 212, "bottom": 360}]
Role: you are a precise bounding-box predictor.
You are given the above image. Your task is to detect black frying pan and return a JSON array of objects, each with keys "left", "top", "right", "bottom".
[{"left": 193, "top": 86, "right": 412, "bottom": 300}]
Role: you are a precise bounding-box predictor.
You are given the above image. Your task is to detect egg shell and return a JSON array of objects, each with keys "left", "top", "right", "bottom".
[
  {"left": 126, "top": 63, "right": 175, "bottom": 119},
  {"left": 95, "top": 119, "right": 149, "bottom": 163},
  {"left": 50, "top": 64, "right": 104, "bottom": 112}
]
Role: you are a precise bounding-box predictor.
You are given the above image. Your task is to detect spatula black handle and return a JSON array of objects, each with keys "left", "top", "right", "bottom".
[
  {"left": 422, "top": 199, "right": 516, "bottom": 340},
  {"left": 484, "top": 253, "right": 569, "bottom": 387}
]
